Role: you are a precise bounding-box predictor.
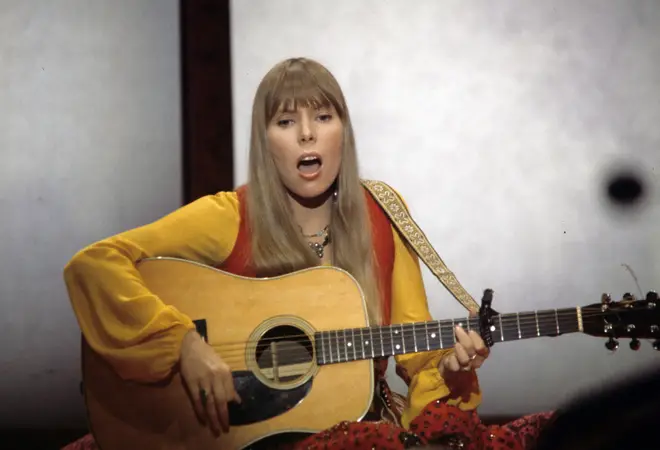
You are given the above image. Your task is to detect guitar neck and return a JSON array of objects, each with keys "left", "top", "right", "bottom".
[{"left": 315, "top": 307, "right": 583, "bottom": 365}]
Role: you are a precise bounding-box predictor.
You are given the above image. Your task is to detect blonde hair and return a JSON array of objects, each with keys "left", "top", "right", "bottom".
[{"left": 246, "top": 57, "right": 382, "bottom": 325}]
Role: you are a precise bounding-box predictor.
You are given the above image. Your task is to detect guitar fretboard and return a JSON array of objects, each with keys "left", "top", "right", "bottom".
[{"left": 314, "top": 307, "right": 581, "bottom": 365}]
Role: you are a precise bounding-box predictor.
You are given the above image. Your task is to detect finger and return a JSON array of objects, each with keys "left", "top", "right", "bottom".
[
  {"left": 454, "top": 343, "right": 471, "bottom": 367},
  {"left": 455, "top": 326, "right": 475, "bottom": 356},
  {"left": 444, "top": 353, "right": 461, "bottom": 373},
  {"left": 203, "top": 386, "right": 221, "bottom": 435},
  {"left": 186, "top": 380, "right": 206, "bottom": 424},
  {"left": 212, "top": 378, "right": 229, "bottom": 433},
  {"left": 223, "top": 371, "right": 241, "bottom": 405},
  {"left": 469, "top": 330, "right": 486, "bottom": 354},
  {"left": 469, "top": 309, "right": 479, "bottom": 318},
  {"left": 472, "top": 355, "right": 485, "bottom": 369}
]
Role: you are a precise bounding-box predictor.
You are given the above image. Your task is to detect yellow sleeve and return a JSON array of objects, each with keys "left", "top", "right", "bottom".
[
  {"left": 391, "top": 228, "right": 482, "bottom": 429},
  {"left": 63, "top": 192, "right": 241, "bottom": 383}
]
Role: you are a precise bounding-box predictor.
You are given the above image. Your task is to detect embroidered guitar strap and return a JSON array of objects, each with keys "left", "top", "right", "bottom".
[{"left": 362, "top": 179, "right": 480, "bottom": 312}]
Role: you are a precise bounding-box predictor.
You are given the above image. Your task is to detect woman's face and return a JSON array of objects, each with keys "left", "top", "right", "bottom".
[{"left": 266, "top": 104, "right": 343, "bottom": 201}]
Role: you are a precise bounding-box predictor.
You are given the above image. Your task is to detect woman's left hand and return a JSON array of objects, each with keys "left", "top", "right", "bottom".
[{"left": 438, "top": 313, "right": 489, "bottom": 375}]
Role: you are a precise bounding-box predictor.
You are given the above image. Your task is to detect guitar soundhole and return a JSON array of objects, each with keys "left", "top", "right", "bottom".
[{"left": 253, "top": 325, "right": 315, "bottom": 387}]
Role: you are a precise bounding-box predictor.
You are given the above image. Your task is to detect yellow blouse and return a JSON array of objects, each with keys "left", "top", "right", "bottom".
[{"left": 63, "top": 190, "right": 481, "bottom": 429}]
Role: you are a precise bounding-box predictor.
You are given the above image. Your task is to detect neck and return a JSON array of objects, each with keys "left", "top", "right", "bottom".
[
  {"left": 315, "top": 306, "right": 584, "bottom": 365},
  {"left": 287, "top": 189, "right": 334, "bottom": 235}
]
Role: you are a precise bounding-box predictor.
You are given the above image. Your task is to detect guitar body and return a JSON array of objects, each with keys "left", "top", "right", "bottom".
[{"left": 82, "top": 257, "right": 375, "bottom": 450}]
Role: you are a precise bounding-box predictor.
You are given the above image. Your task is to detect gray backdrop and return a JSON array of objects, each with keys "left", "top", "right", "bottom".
[
  {"left": 1, "top": 0, "right": 181, "bottom": 428},
  {"left": 1, "top": 0, "right": 658, "bottom": 429}
]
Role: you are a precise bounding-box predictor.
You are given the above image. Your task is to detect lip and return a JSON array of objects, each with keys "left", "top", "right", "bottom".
[{"left": 297, "top": 152, "right": 323, "bottom": 180}]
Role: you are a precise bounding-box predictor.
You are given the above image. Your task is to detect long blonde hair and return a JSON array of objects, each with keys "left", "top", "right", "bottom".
[{"left": 245, "top": 57, "right": 382, "bottom": 325}]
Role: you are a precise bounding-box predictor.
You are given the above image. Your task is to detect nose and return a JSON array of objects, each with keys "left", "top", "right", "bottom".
[{"left": 298, "top": 117, "right": 316, "bottom": 145}]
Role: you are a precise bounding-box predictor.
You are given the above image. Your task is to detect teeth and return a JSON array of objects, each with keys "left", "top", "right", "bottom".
[{"left": 301, "top": 155, "right": 318, "bottom": 161}]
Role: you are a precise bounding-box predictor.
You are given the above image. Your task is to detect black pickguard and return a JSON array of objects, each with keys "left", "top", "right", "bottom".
[{"left": 228, "top": 371, "right": 313, "bottom": 426}]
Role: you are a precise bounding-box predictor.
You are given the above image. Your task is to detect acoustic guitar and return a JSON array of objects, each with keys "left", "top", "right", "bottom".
[{"left": 81, "top": 257, "right": 660, "bottom": 449}]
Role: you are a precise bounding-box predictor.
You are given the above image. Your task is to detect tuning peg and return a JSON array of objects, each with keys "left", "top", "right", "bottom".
[
  {"left": 653, "top": 340, "right": 660, "bottom": 351},
  {"left": 629, "top": 338, "right": 641, "bottom": 351},
  {"left": 605, "top": 337, "right": 619, "bottom": 351}
]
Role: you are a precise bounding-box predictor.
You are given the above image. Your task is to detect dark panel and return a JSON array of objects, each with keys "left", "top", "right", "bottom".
[
  {"left": 180, "top": 0, "right": 234, "bottom": 203},
  {"left": 229, "top": 371, "right": 313, "bottom": 426}
]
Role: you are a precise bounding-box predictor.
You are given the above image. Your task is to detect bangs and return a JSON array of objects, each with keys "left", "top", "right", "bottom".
[{"left": 265, "top": 62, "right": 344, "bottom": 121}]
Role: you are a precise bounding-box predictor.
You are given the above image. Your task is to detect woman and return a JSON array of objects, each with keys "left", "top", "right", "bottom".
[{"left": 63, "top": 58, "right": 551, "bottom": 449}]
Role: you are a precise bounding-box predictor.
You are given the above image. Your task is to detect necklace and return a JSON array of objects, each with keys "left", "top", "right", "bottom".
[
  {"left": 299, "top": 225, "right": 329, "bottom": 238},
  {"left": 308, "top": 233, "right": 331, "bottom": 259},
  {"left": 300, "top": 225, "right": 331, "bottom": 258}
]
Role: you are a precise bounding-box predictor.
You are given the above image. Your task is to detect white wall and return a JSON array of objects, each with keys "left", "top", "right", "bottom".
[
  {"left": 0, "top": 0, "right": 181, "bottom": 427},
  {"left": 231, "top": 0, "right": 660, "bottom": 416}
]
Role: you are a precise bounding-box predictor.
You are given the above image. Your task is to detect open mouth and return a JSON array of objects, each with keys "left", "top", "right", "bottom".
[{"left": 297, "top": 153, "right": 322, "bottom": 176}]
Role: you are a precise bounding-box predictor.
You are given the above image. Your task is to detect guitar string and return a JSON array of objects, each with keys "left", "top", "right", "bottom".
[
  {"left": 201, "top": 309, "right": 635, "bottom": 359},
  {"left": 215, "top": 314, "right": 618, "bottom": 371},
  {"left": 196, "top": 308, "right": 616, "bottom": 350},
  {"left": 201, "top": 311, "right": 641, "bottom": 367},
  {"left": 214, "top": 324, "right": 651, "bottom": 371}
]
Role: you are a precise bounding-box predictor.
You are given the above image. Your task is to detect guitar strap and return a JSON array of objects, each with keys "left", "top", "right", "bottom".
[{"left": 362, "top": 179, "right": 480, "bottom": 312}]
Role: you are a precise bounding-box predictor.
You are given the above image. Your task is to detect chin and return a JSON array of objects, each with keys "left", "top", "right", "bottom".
[{"left": 287, "top": 179, "right": 335, "bottom": 201}]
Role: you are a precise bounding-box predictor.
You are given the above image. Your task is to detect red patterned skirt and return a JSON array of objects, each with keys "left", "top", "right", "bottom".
[{"left": 63, "top": 379, "right": 553, "bottom": 450}]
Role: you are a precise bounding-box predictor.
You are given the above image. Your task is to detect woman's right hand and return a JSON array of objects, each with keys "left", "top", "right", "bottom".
[{"left": 180, "top": 330, "right": 241, "bottom": 435}]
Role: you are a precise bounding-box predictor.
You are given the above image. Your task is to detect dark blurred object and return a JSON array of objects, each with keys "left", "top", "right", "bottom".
[
  {"left": 535, "top": 364, "right": 660, "bottom": 450},
  {"left": 604, "top": 169, "right": 646, "bottom": 206}
]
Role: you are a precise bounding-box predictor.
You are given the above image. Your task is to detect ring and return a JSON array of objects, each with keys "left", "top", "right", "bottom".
[{"left": 199, "top": 388, "right": 208, "bottom": 405}]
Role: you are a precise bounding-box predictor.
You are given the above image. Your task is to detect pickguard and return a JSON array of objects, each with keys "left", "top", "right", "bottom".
[{"left": 228, "top": 371, "right": 313, "bottom": 426}]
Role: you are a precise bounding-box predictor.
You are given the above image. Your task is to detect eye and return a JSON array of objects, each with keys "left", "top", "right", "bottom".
[
  {"left": 317, "top": 114, "right": 333, "bottom": 122},
  {"left": 277, "top": 119, "right": 294, "bottom": 127}
]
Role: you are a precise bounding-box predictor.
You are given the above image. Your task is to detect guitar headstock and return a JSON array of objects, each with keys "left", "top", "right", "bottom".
[{"left": 581, "top": 291, "right": 660, "bottom": 351}]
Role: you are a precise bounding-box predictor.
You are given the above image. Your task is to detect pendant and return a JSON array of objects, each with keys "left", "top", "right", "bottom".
[
  {"left": 308, "top": 234, "right": 330, "bottom": 259},
  {"left": 309, "top": 241, "right": 325, "bottom": 258}
]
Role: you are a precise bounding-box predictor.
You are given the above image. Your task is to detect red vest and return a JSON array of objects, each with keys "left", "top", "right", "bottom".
[{"left": 219, "top": 185, "right": 395, "bottom": 375}]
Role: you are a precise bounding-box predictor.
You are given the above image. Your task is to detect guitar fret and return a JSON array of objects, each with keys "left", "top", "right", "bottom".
[
  {"left": 391, "top": 325, "right": 400, "bottom": 355},
  {"left": 424, "top": 322, "right": 430, "bottom": 350},
  {"left": 554, "top": 309, "right": 560, "bottom": 334},
  {"left": 501, "top": 314, "right": 519, "bottom": 341},
  {"left": 498, "top": 315, "right": 504, "bottom": 341},
  {"left": 321, "top": 332, "right": 327, "bottom": 364},
  {"left": 399, "top": 325, "right": 406, "bottom": 354},
  {"left": 436, "top": 321, "right": 443, "bottom": 349},
  {"left": 412, "top": 323, "right": 419, "bottom": 352},
  {"left": 379, "top": 328, "right": 385, "bottom": 357},
  {"left": 490, "top": 317, "right": 503, "bottom": 341},
  {"left": 534, "top": 311, "right": 540, "bottom": 337},
  {"left": 443, "top": 320, "right": 455, "bottom": 348},
  {"left": 359, "top": 328, "right": 365, "bottom": 360},
  {"left": 368, "top": 327, "right": 375, "bottom": 358},
  {"left": 428, "top": 322, "right": 436, "bottom": 349},
  {"left": 350, "top": 328, "right": 356, "bottom": 361},
  {"left": 325, "top": 332, "right": 333, "bottom": 364},
  {"left": 343, "top": 330, "right": 349, "bottom": 362},
  {"left": 516, "top": 313, "right": 521, "bottom": 339},
  {"left": 335, "top": 330, "right": 341, "bottom": 362},
  {"left": 519, "top": 313, "right": 537, "bottom": 339},
  {"left": 388, "top": 326, "right": 395, "bottom": 355}
]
